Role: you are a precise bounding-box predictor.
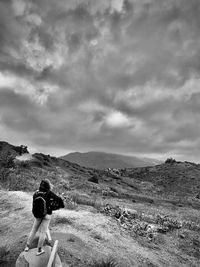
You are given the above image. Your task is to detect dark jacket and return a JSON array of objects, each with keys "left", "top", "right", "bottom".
[{"left": 33, "top": 190, "right": 65, "bottom": 215}]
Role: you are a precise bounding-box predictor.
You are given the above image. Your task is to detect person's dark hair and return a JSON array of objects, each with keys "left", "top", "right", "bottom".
[{"left": 39, "top": 179, "right": 52, "bottom": 192}]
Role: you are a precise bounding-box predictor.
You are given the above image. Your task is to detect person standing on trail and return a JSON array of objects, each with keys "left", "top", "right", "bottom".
[{"left": 24, "top": 179, "right": 65, "bottom": 256}]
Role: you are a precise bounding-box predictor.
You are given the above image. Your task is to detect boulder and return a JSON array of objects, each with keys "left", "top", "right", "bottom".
[{"left": 15, "top": 246, "right": 63, "bottom": 267}]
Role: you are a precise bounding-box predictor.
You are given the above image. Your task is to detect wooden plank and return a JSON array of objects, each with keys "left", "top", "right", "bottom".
[{"left": 47, "top": 240, "right": 58, "bottom": 267}]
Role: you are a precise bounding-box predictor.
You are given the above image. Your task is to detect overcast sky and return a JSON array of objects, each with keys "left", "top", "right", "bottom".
[{"left": 0, "top": 0, "right": 200, "bottom": 162}]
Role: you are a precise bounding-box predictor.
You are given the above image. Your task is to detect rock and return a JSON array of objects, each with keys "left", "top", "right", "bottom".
[
  {"left": 147, "top": 233, "right": 155, "bottom": 240},
  {"left": 193, "top": 239, "right": 200, "bottom": 246},
  {"left": 146, "top": 224, "right": 157, "bottom": 233},
  {"left": 158, "top": 226, "right": 169, "bottom": 233},
  {"left": 88, "top": 175, "right": 99, "bottom": 184},
  {"left": 15, "top": 254, "right": 29, "bottom": 267},
  {"left": 179, "top": 233, "right": 185, "bottom": 239},
  {"left": 15, "top": 246, "right": 63, "bottom": 267}
]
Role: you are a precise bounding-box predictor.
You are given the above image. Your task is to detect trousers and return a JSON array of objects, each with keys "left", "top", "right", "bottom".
[{"left": 27, "top": 214, "right": 51, "bottom": 248}]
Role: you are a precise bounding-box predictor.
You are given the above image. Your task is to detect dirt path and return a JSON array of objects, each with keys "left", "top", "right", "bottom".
[{"left": 0, "top": 190, "right": 199, "bottom": 267}]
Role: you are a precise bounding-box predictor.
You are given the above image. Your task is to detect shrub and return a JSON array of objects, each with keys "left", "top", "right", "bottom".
[
  {"left": 0, "top": 245, "right": 10, "bottom": 261},
  {"left": 7, "top": 172, "right": 32, "bottom": 191},
  {"left": 71, "top": 192, "right": 96, "bottom": 206},
  {"left": 0, "top": 151, "right": 15, "bottom": 182},
  {"left": 93, "top": 198, "right": 104, "bottom": 210},
  {"left": 30, "top": 159, "right": 44, "bottom": 168},
  {"left": 165, "top": 158, "right": 176, "bottom": 164},
  {"left": 15, "top": 160, "right": 30, "bottom": 168},
  {"left": 90, "top": 258, "right": 117, "bottom": 267},
  {"left": 109, "top": 187, "right": 118, "bottom": 193},
  {"left": 61, "top": 193, "right": 78, "bottom": 210},
  {"left": 0, "top": 151, "right": 15, "bottom": 169},
  {"left": 88, "top": 174, "right": 99, "bottom": 184},
  {"left": 63, "top": 191, "right": 104, "bottom": 209}
]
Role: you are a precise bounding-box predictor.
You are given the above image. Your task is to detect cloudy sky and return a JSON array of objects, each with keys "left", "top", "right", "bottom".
[{"left": 1, "top": 0, "right": 200, "bottom": 162}]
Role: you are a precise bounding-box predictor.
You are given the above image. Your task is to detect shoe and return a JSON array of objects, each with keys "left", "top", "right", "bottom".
[
  {"left": 36, "top": 249, "right": 45, "bottom": 256},
  {"left": 24, "top": 246, "right": 29, "bottom": 252}
]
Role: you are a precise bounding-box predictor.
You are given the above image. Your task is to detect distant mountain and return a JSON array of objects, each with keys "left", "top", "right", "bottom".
[{"left": 60, "top": 151, "right": 162, "bottom": 169}]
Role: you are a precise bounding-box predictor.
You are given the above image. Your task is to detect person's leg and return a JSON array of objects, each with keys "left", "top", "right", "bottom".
[
  {"left": 46, "top": 228, "right": 51, "bottom": 241},
  {"left": 25, "top": 218, "right": 42, "bottom": 251},
  {"left": 36, "top": 214, "right": 51, "bottom": 255},
  {"left": 46, "top": 228, "right": 53, "bottom": 247}
]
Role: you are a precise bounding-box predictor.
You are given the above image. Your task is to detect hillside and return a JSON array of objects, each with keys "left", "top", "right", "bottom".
[
  {"left": 118, "top": 160, "right": 200, "bottom": 200},
  {"left": 61, "top": 151, "right": 162, "bottom": 169},
  {"left": 0, "top": 141, "right": 29, "bottom": 156},
  {"left": 0, "top": 141, "right": 200, "bottom": 266},
  {"left": 0, "top": 141, "right": 199, "bottom": 200},
  {"left": 0, "top": 141, "right": 98, "bottom": 192}
]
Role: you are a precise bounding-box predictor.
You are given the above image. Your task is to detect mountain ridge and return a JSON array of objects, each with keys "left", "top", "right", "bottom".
[
  {"left": 0, "top": 140, "right": 199, "bottom": 200},
  {"left": 61, "top": 151, "right": 163, "bottom": 169}
]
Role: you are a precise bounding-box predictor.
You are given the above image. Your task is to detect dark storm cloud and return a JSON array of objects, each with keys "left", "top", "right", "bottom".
[{"left": 1, "top": 0, "right": 200, "bottom": 161}]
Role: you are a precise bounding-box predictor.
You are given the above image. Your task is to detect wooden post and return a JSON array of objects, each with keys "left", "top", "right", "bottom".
[{"left": 47, "top": 240, "right": 58, "bottom": 267}]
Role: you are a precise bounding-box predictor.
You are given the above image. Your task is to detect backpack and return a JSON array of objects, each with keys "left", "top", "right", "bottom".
[{"left": 32, "top": 191, "right": 48, "bottom": 218}]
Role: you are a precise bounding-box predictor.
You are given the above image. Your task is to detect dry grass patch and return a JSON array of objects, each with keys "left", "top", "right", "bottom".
[
  {"left": 0, "top": 245, "right": 10, "bottom": 263},
  {"left": 66, "top": 191, "right": 105, "bottom": 209},
  {"left": 53, "top": 216, "right": 74, "bottom": 225},
  {"left": 90, "top": 231, "right": 104, "bottom": 241},
  {"left": 89, "top": 258, "right": 118, "bottom": 267}
]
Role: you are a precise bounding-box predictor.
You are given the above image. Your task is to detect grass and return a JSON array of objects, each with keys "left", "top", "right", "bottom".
[
  {"left": 90, "top": 258, "right": 118, "bottom": 267},
  {"left": 53, "top": 216, "right": 74, "bottom": 225},
  {"left": 178, "top": 230, "right": 200, "bottom": 258},
  {"left": 71, "top": 192, "right": 95, "bottom": 206},
  {"left": 64, "top": 201, "right": 78, "bottom": 210},
  {"left": 137, "top": 233, "right": 166, "bottom": 250},
  {"left": 182, "top": 220, "right": 200, "bottom": 231},
  {"left": 91, "top": 231, "right": 104, "bottom": 241},
  {"left": 67, "top": 191, "right": 105, "bottom": 209},
  {"left": 0, "top": 245, "right": 10, "bottom": 262},
  {"left": 67, "top": 237, "right": 75, "bottom": 242}
]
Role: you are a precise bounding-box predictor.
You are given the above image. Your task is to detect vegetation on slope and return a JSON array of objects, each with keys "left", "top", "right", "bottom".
[{"left": 0, "top": 142, "right": 200, "bottom": 266}]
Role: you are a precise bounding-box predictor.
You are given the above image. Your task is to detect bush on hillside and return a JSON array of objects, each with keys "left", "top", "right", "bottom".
[
  {"left": 0, "top": 151, "right": 15, "bottom": 182},
  {"left": 90, "top": 258, "right": 117, "bottom": 267},
  {"left": 70, "top": 192, "right": 96, "bottom": 206},
  {"left": 30, "top": 158, "right": 44, "bottom": 168},
  {"left": 0, "top": 151, "right": 15, "bottom": 168},
  {"left": 165, "top": 158, "right": 176, "bottom": 164},
  {"left": 88, "top": 174, "right": 99, "bottom": 184},
  {"left": 15, "top": 160, "right": 30, "bottom": 168},
  {"left": 0, "top": 245, "right": 10, "bottom": 262}
]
